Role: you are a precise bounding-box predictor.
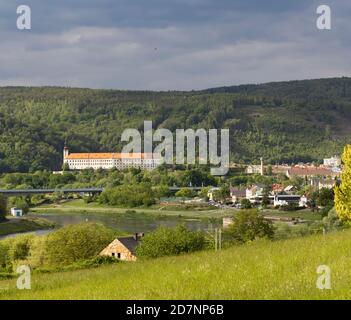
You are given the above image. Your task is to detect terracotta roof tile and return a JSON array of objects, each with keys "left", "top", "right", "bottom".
[{"left": 65, "top": 153, "right": 160, "bottom": 160}]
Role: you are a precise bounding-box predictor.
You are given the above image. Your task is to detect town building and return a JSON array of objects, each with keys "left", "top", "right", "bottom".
[
  {"left": 310, "top": 178, "right": 337, "bottom": 190},
  {"left": 286, "top": 165, "right": 338, "bottom": 179},
  {"left": 323, "top": 155, "right": 341, "bottom": 168},
  {"left": 246, "top": 184, "right": 266, "bottom": 202},
  {"left": 63, "top": 146, "right": 162, "bottom": 171},
  {"left": 100, "top": 233, "right": 144, "bottom": 261},
  {"left": 10, "top": 207, "right": 23, "bottom": 217},
  {"left": 229, "top": 187, "right": 246, "bottom": 203},
  {"left": 273, "top": 195, "right": 308, "bottom": 208},
  {"left": 245, "top": 158, "right": 264, "bottom": 175}
]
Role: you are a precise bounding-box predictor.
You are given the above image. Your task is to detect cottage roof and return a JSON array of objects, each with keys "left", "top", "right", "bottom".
[{"left": 118, "top": 237, "right": 140, "bottom": 254}]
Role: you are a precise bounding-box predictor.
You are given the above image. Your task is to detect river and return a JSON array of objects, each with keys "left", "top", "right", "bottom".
[{"left": 1, "top": 211, "right": 220, "bottom": 239}]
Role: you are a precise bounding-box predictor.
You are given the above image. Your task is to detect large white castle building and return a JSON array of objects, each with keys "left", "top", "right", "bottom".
[{"left": 63, "top": 146, "right": 162, "bottom": 170}]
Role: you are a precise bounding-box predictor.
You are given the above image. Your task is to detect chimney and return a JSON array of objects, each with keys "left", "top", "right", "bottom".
[{"left": 133, "top": 232, "right": 145, "bottom": 241}]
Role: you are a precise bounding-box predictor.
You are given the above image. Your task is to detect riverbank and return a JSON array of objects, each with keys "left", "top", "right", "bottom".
[
  {"left": 30, "top": 199, "right": 232, "bottom": 219},
  {"left": 0, "top": 217, "right": 56, "bottom": 237},
  {"left": 30, "top": 199, "right": 322, "bottom": 222}
]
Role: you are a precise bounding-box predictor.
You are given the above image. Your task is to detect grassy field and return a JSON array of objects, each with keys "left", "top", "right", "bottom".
[
  {"left": 0, "top": 217, "right": 55, "bottom": 237},
  {"left": 0, "top": 228, "right": 350, "bottom": 299}
]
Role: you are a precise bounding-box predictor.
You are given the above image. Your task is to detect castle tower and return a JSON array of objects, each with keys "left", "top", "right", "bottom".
[{"left": 63, "top": 144, "right": 69, "bottom": 159}]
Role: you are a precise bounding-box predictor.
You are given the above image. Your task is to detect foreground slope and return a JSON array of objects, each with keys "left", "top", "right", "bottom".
[{"left": 1, "top": 229, "right": 351, "bottom": 299}]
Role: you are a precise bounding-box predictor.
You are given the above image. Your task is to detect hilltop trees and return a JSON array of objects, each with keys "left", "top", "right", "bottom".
[
  {"left": 335, "top": 145, "right": 351, "bottom": 223},
  {"left": 0, "top": 79, "right": 350, "bottom": 172}
]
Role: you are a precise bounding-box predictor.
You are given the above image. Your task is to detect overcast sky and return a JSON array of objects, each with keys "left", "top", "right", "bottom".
[{"left": 0, "top": 0, "right": 350, "bottom": 90}]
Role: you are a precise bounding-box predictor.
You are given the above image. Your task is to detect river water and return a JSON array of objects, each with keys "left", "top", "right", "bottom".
[{"left": 1, "top": 212, "right": 219, "bottom": 239}]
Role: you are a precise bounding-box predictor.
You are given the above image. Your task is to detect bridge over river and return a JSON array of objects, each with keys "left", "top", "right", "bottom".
[{"left": 0, "top": 186, "right": 204, "bottom": 196}]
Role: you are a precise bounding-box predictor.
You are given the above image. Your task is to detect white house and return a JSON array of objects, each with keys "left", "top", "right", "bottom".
[
  {"left": 229, "top": 187, "right": 246, "bottom": 203},
  {"left": 10, "top": 207, "right": 23, "bottom": 217},
  {"left": 246, "top": 184, "right": 265, "bottom": 202},
  {"left": 323, "top": 155, "right": 341, "bottom": 168},
  {"left": 273, "top": 195, "right": 308, "bottom": 208}
]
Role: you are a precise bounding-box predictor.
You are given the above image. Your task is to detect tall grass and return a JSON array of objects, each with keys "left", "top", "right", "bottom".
[{"left": 1, "top": 229, "right": 351, "bottom": 299}]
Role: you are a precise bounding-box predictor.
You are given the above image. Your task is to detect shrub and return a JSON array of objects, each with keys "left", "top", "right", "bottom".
[
  {"left": 0, "top": 240, "right": 11, "bottom": 271},
  {"left": 99, "top": 183, "right": 156, "bottom": 207},
  {"left": 224, "top": 209, "right": 274, "bottom": 244},
  {"left": 136, "top": 225, "right": 206, "bottom": 258},
  {"left": 8, "top": 234, "right": 34, "bottom": 262},
  {"left": 34, "top": 223, "right": 115, "bottom": 267},
  {"left": 240, "top": 198, "right": 252, "bottom": 209}
]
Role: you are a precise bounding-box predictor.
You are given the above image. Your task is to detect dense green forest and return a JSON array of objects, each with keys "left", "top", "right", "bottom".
[{"left": 0, "top": 77, "right": 351, "bottom": 172}]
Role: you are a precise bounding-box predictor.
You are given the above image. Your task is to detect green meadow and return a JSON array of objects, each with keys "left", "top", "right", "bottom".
[{"left": 1, "top": 228, "right": 351, "bottom": 300}]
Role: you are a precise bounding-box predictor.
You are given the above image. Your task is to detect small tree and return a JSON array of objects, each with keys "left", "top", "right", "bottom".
[
  {"left": 175, "top": 188, "right": 196, "bottom": 198},
  {"left": 213, "top": 185, "right": 230, "bottom": 203},
  {"left": 240, "top": 198, "right": 252, "bottom": 209},
  {"left": 335, "top": 145, "right": 351, "bottom": 223},
  {"left": 224, "top": 209, "right": 274, "bottom": 243}
]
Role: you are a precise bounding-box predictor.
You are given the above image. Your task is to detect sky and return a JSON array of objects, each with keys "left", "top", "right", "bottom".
[{"left": 0, "top": 0, "right": 350, "bottom": 90}]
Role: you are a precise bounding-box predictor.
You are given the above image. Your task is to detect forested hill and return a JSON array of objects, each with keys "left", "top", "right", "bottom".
[{"left": 1, "top": 77, "right": 351, "bottom": 172}]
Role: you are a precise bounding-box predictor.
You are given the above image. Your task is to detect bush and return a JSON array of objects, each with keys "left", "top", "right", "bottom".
[
  {"left": 224, "top": 209, "right": 274, "bottom": 244},
  {"left": 175, "top": 188, "right": 196, "bottom": 198},
  {"left": 99, "top": 183, "right": 156, "bottom": 207},
  {"left": 136, "top": 225, "right": 206, "bottom": 258},
  {"left": 7, "top": 196, "right": 30, "bottom": 214},
  {"left": 240, "top": 198, "right": 252, "bottom": 209},
  {"left": 34, "top": 223, "right": 115, "bottom": 267},
  {"left": 8, "top": 234, "right": 34, "bottom": 262},
  {"left": 280, "top": 202, "right": 299, "bottom": 211},
  {"left": 0, "top": 240, "right": 11, "bottom": 271}
]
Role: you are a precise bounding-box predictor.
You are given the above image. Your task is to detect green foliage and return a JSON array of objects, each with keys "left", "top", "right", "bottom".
[
  {"left": 0, "top": 79, "right": 349, "bottom": 172},
  {"left": 175, "top": 188, "right": 196, "bottom": 198},
  {"left": 317, "top": 188, "right": 334, "bottom": 207},
  {"left": 37, "top": 223, "right": 115, "bottom": 267},
  {"left": 0, "top": 240, "right": 11, "bottom": 271},
  {"left": 7, "top": 196, "right": 30, "bottom": 214},
  {"left": 8, "top": 234, "right": 34, "bottom": 262},
  {"left": 99, "top": 183, "right": 156, "bottom": 207},
  {"left": 322, "top": 207, "right": 346, "bottom": 231},
  {"left": 224, "top": 209, "right": 274, "bottom": 243},
  {"left": 136, "top": 225, "right": 206, "bottom": 258},
  {"left": 240, "top": 198, "right": 252, "bottom": 209},
  {"left": 335, "top": 145, "right": 351, "bottom": 223},
  {"left": 0, "top": 195, "right": 7, "bottom": 221},
  {"left": 213, "top": 185, "right": 230, "bottom": 202}
]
